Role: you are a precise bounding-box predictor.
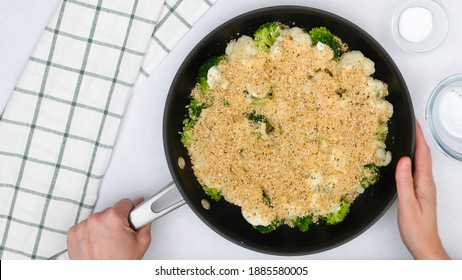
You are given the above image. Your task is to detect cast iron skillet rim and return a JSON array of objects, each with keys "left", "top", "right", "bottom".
[{"left": 163, "top": 5, "right": 415, "bottom": 256}]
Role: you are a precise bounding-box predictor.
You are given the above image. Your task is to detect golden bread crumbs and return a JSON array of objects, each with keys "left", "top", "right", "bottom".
[{"left": 184, "top": 26, "right": 393, "bottom": 228}]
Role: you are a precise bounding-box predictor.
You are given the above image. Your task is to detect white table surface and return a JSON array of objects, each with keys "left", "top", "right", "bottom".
[{"left": 1, "top": 0, "right": 461, "bottom": 260}]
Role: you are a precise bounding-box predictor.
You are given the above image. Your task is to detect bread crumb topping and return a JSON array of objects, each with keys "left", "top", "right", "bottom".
[{"left": 185, "top": 28, "right": 393, "bottom": 227}]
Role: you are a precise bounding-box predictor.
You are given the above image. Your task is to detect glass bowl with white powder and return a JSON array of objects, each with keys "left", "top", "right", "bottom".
[
  {"left": 427, "top": 74, "right": 462, "bottom": 162},
  {"left": 392, "top": 0, "right": 449, "bottom": 53}
]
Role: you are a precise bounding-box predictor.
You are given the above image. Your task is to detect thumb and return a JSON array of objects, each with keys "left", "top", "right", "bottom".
[
  {"left": 113, "top": 198, "right": 135, "bottom": 218},
  {"left": 396, "top": 157, "right": 416, "bottom": 203}
]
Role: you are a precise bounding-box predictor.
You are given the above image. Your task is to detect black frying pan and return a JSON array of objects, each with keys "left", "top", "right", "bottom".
[{"left": 135, "top": 6, "right": 415, "bottom": 256}]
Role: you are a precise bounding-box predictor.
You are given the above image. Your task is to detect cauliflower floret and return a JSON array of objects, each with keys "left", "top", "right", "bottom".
[
  {"left": 206, "top": 66, "right": 221, "bottom": 89},
  {"left": 206, "top": 66, "right": 229, "bottom": 90},
  {"left": 316, "top": 41, "right": 327, "bottom": 52},
  {"left": 338, "top": 50, "right": 375, "bottom": 76},
  {"left": 366, "top": 77, "right": 388, "bottom": 98},
  {"left": 379, "top": 99, "right": 393, "bottom": 117},
  {"left": 376, "top": 149, "right": 392, "bottom": 166},
  {"left": 225, "top": 35, "right": 258, "bottom": 61},
  {"left": 289, "top": 27, "right": 312, "bottom": 47},
  {"left": 270, "top": 27, "right": 312, "bottom": 55},
  {"left": 242, "top": 207, "right": 273, "bottom": 226},
  {"left": 370, "top": 98, "right": 394, "bottom": 121},
  {"left": 372, "top": 140, "right": 392, "bottom": 166}
]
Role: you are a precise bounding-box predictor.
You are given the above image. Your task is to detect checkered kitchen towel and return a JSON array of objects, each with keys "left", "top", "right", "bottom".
[{"left": 0, "top": 0, "right": 216, "bottom": 260}]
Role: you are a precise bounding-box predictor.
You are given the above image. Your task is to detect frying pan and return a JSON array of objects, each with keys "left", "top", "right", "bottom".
[{"left": 129, "top": 6, "right": 415, "bottom": 256}]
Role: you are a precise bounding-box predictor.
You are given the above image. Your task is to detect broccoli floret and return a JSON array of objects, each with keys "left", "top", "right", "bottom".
[
  {"left": 254, "top": 21, "right": 284, "bottom": 50},
  {"left": 377, "top": 122, "right": 388, "bottom": 141},
  {"left": 324, "top": 201, "right": 350, "bottom": 226},
  {"left": 180, "top": 99, "right": 208, "bottom": 146},
  {"left": 360, "top": 163, "right": 381, "bottom": 189},
  {"left": 253, "top": 219, "right": 283, "bottom": 233},
  {"left": 309, "top": 27, "right": 344, "bottom": 59},
  {"left": 203, "top": 186, "right": 222, "bottom": 202},
  {"left": 189, "top": 98, "right": 207, "bottom": 119},
  {"left": 198, "top": 55, "right": 225, "bottom": 91},
  {"left": 246, "top": 111, "right": 267, "bottom": 123},
  {"left": 293, "top": 216, "right": 313, "bottom": 232},
  {"left": 180, "top": 122, "right": 193, "bottom": 146},
  {"left": 246, "top": 111, "right": 274, "bottom": 133}
]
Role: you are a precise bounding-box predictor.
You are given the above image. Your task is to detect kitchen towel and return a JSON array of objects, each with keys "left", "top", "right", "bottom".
[{"left": 0, "top": 0, "right": 216, "bottom": 260}]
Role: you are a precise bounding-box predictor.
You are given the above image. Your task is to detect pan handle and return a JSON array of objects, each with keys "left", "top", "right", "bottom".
[
  {"left": 129, "top": 181, "right": 186, "bottom": 229},
  {"left": 48, "top": 182, "right": 185, "bottom": 259}
]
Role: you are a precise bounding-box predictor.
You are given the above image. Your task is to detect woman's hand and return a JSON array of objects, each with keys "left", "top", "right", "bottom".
[
  {"left": 67, "top": 198, "right": 151, "bottom": 260},
  {"left": 395, "top": 120, "right": 449, "bottom": 260}
]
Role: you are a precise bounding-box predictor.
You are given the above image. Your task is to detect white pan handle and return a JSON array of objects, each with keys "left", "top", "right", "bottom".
[
  {"left": 49, "top": 182, "right": 185, "bottom": 259},
  {"left": 129, "top": 181, "right": 186, "bottom": 229}
]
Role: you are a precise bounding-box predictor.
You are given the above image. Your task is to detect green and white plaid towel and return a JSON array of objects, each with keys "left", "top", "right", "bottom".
[{"left": 0, "top": 0, "right": 216, "bottom": 260}]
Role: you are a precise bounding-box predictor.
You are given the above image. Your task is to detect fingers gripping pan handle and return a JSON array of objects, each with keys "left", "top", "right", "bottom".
[
  {"left": 129, "top": 181, "right": 186, "bottom": 229},
  {"left": 49, "top": 182, "right": 185, "bottom": 259}
]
